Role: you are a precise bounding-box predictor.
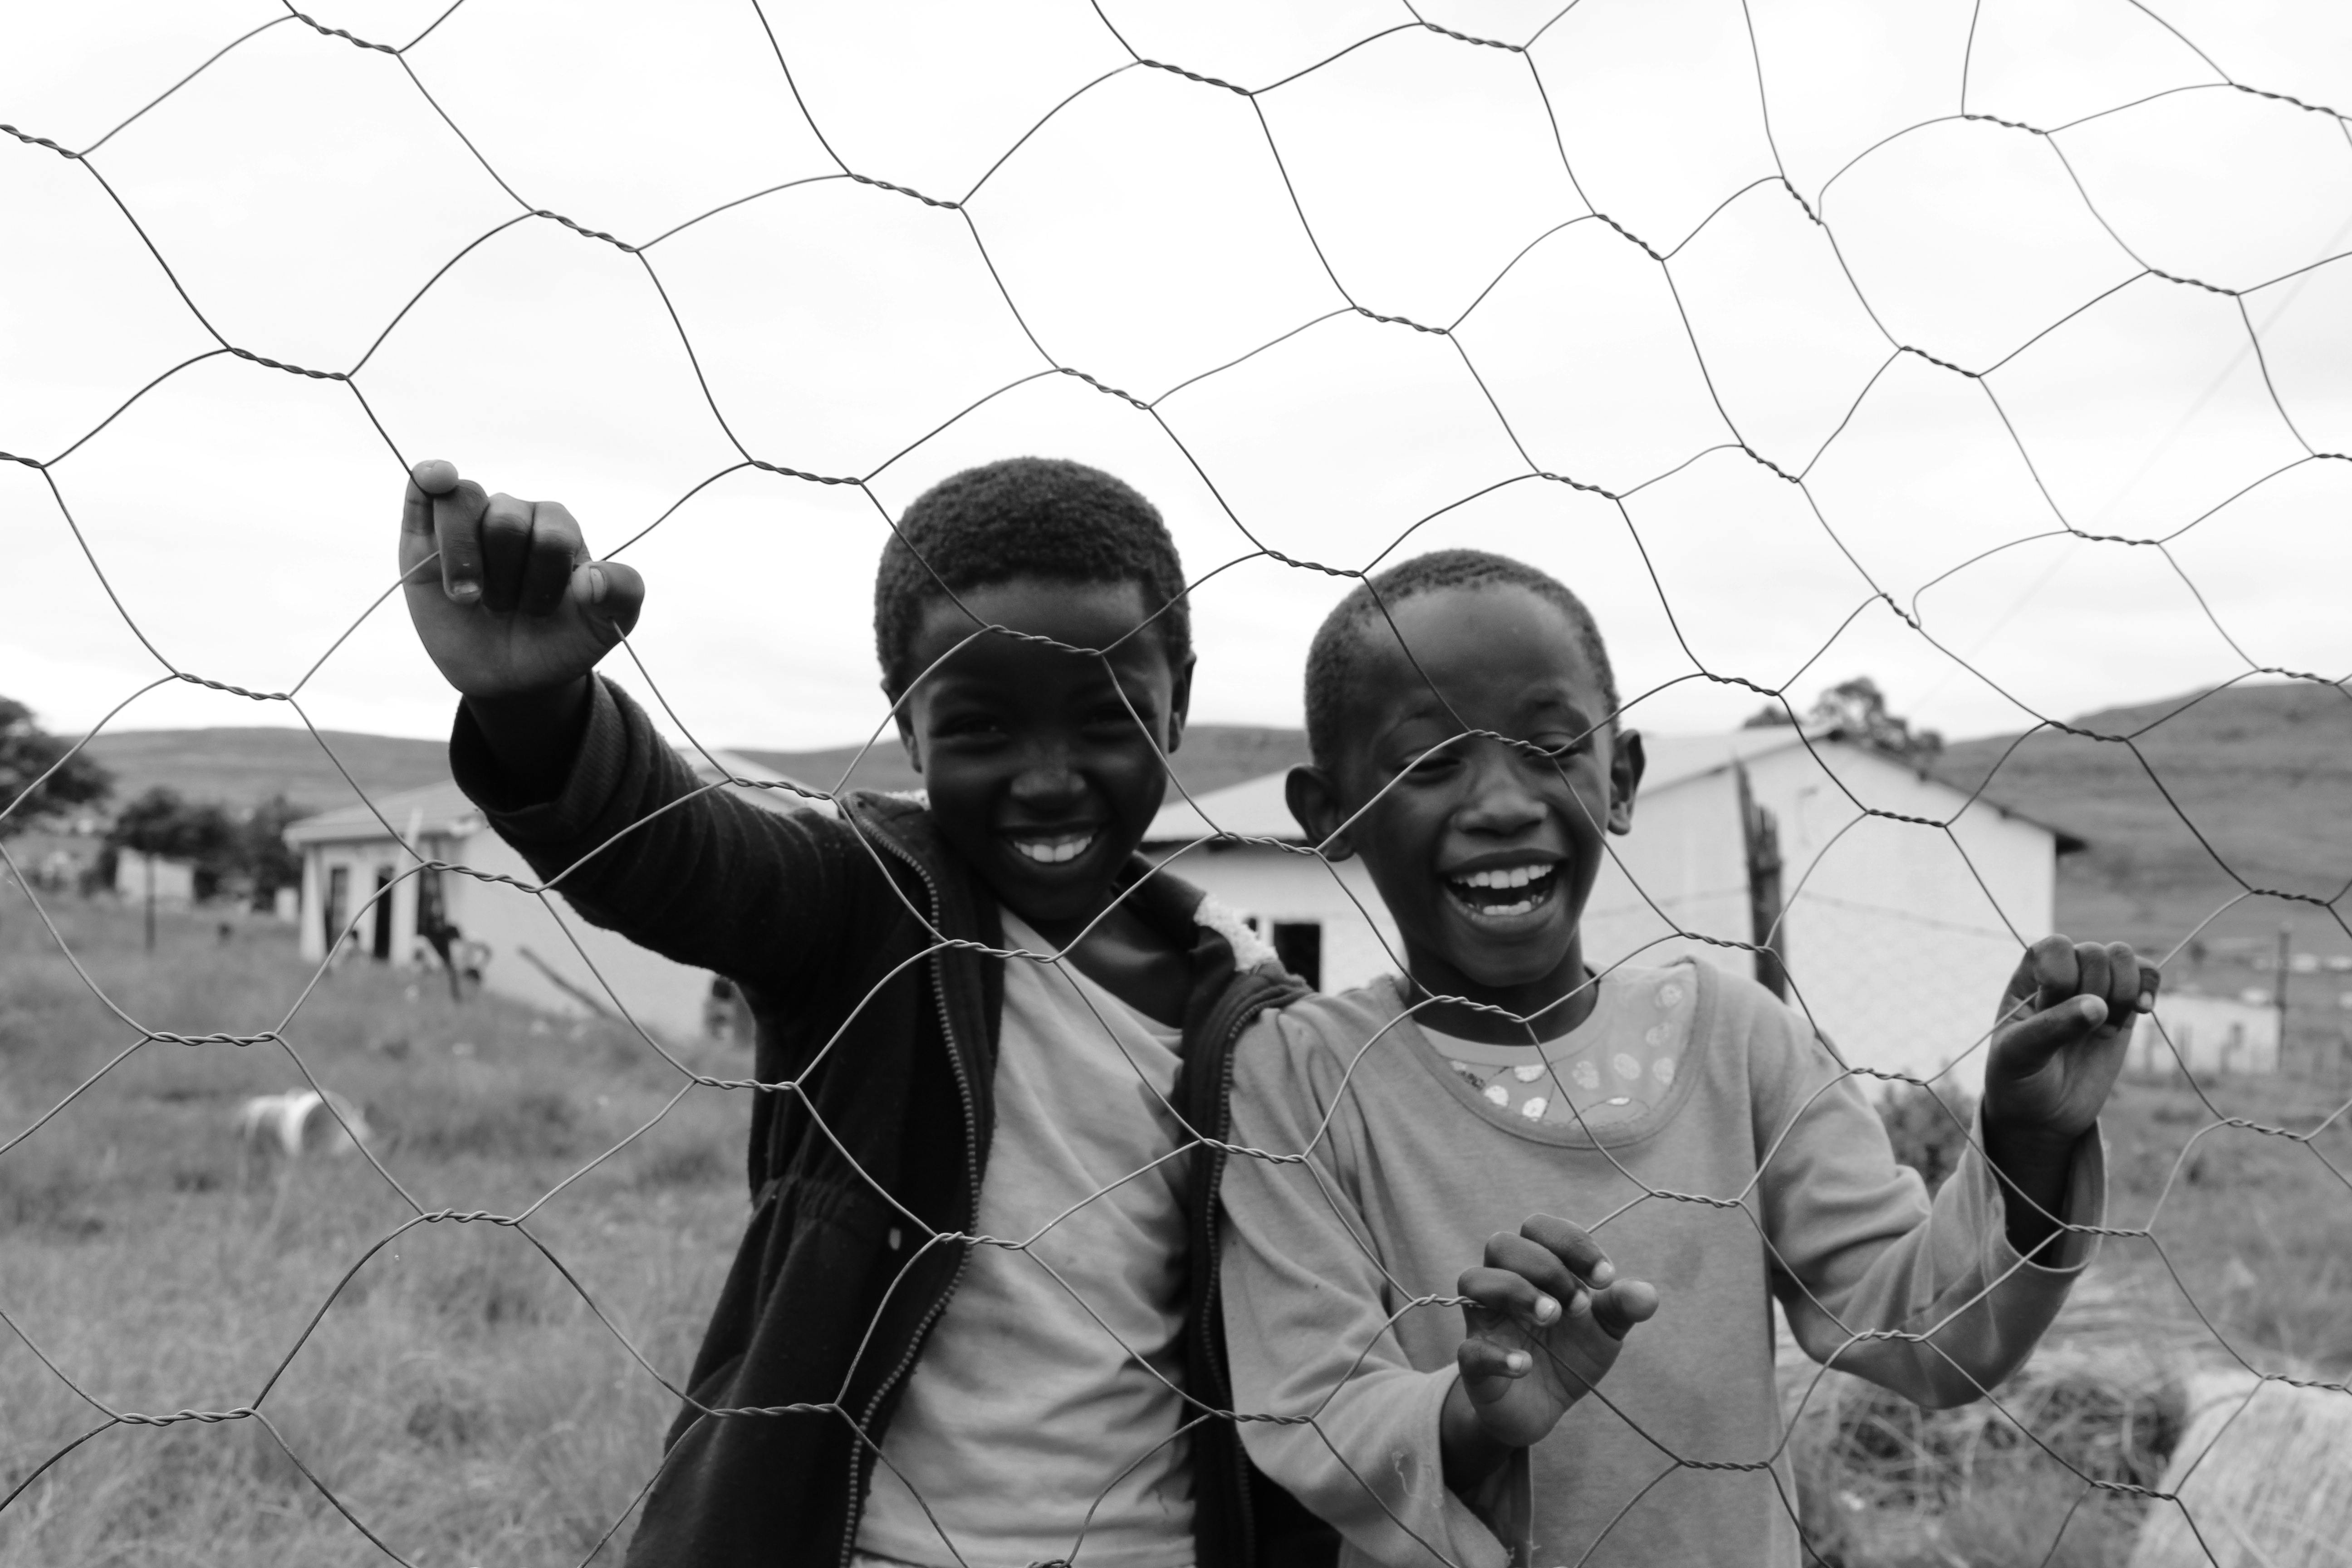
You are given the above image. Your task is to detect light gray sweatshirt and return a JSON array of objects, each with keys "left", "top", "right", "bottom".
[{"left": 1219, "top": 960, "right": 2102, "bottom": 1568}]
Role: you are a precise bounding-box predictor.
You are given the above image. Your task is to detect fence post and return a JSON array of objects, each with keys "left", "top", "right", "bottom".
[
  {"left": 1737, "top": 761, "right": 1788, "bottom": 1000},
  {"left": 2275, "top": 923, "right": 2291, "bottom": 1070}
]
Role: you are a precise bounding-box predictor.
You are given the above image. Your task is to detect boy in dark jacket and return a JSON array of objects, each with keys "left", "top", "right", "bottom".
[{"left": 397, "top": 455, "right": 1326, "bottom": 1568}]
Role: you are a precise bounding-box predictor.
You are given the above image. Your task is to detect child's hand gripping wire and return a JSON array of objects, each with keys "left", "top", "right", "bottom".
[
  {"left": 1441, "top": 1215, "right": 1659, "bottom": 1487},
  {"left": 398, "top": 457, "right": 644, "bottom": 704},
  {"left": 1980, "top": 936, "right": 2161, "bottom": 1259},
  {"left": 398, "top": 458, "right": 647, "bottom": 794}
]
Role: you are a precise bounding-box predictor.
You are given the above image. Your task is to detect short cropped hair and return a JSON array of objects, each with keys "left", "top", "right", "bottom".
[
  {"left": 873, "top": 457, "right": 1191, "bottom": 697},
  {"left": 1303, "top": 548, "right": 1620, "bottom": 770}
]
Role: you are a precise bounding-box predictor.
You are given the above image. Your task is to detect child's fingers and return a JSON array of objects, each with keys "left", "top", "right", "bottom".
[
  {"left": 1457, "top": 1337, "right": 1531, "bottom": 1383},
  {"left": 401, "top": 457, "right": 461, "bottom": 557},
  {"left": 519, "top": 501, "right": 587, "bottom": 617},
  {"left": 1587, "top": 1279, "right": 1659, "bottom": 1342},
  {"left": 2099, "top": 942, "right": 2150, "bottom": 1021},
  {"left": 1998, "top": 935, "right": 2068, "bottom": 1019},
  {"left": 573, "top": 559, "right": 644, "bottom": 638},
  {"left": 2019, "top": 934, "right": 2078, "bottom": 1011},
  {"left": 411, "top": 458, "right": 461, "bottom": 496},
  {"left": 1997, "top": 990, "right": 2109, "bottom": 1073},
  {"left": 1459, "top": 1262, "right": 1570, "bottom": 1330},
  {"left": 2064, "top": 942, "right": 2112, "bottom": 1015},
  {"left": 1517, "top": 1213, "right": 1617, "bottom": 1289},
  {"left": 478, "top": 493, "right": 538, "bottom": 613},
  {"left": 1484, "top": 1229, "right": 1594, "bottom": 1317},
  {"left": 431, "top": 479, "right": 491, "bottom": 604}
]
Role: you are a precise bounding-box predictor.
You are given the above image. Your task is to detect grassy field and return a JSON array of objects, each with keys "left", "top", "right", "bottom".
[
  {"left": 0, "top": 892, "right": 752, "bottom": 1567},
  {"left": 4, "top": 894, "right": 2347, "bottom": 1566},
  {"left": 1789, "top": 1068, "right": 2352, "bottom": 1568}
]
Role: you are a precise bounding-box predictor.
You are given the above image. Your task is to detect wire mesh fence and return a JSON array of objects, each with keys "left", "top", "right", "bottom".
[{"left": 2, "top": 3, "right": 2348, "bottom": 1565}]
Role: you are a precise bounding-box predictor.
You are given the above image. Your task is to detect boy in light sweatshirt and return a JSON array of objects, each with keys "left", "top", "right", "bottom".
[{"left": 1217, "top": 548, "right": 2156, "bottom": 1567}]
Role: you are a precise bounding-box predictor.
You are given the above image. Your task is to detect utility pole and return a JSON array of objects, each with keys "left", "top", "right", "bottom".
[{"left": 2275, "top": 922, "right": 2292, "bottom": 1068}]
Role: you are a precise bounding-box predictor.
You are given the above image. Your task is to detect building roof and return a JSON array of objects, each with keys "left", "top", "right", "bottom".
[
  {"left": 284, "top": 747, "right": 822, "bottom": 847},
  {"left": 1638, "top": 727, "right": 2087, "bottom": 852},
  {"left": 1142, "top": 729, "right": 2085, "bottom": 852},
  {"left": 1143, "top": 772, "right": 1299, "bottom": 846},
  {"left": 1634, "top": 726, "right": 1817, "bottom": 791}
]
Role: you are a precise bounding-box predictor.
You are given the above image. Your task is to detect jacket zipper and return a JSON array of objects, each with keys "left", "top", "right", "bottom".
[{"left": 838, "top": 822, "right": 984, "bottom": 1568}]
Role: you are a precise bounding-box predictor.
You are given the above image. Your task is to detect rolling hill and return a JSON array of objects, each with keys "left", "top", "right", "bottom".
[
  {"left": 1934, "top": 680, "right": 2352, "bottom": 955},
  {"left": 78, "top": 727, "right": 454, "bottom": 815},
  {"left": 69, "top": 722, "right": 1316, "bottom": 818},
  {"left": 70, "top": 684, "right": 2343, "bottom": 965},
  {"left": 734, "top": 723, "right": 1313, "bottom": 799}
]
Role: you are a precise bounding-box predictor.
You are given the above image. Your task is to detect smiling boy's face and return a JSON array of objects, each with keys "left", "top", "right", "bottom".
[
  {"left": 896, "top": 577, "right": 1189, "bottom": 930},
  {"left": 1290, "top": 583, "right": 1643, "bottom": 1037}
]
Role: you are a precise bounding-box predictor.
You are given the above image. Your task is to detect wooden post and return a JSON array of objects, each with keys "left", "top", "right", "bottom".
[
  {"left": 143, "top": 851, "right": 156, "bottom": 953},
  {"left": 1736, "top": 762, "right": 1788, "bottom": 1000},
  {"left": 2275, "top": 922, "right": 2292, "bottom": 1070}
]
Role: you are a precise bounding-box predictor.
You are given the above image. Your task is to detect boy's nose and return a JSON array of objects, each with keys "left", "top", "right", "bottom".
[
  {"left": 1009, "top": 758, "right": 1085, "bottom": 809},
  {"left": 1457, "top": 753, "right": 1548, "bottom": 835}
]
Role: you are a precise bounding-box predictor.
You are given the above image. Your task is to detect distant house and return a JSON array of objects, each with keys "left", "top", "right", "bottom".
[
  {"left": 1142, "top": 729, "right": 2082, "bottom": 1084},
  {"left": 113, "top": 849, "right": 198, "bottom": 905},
  {"left": 2127, "top": 991, "right": 2280, "bottom": 1078},
  {"left": 284, "top": 748, "right": 822, "bottom": 1044}
]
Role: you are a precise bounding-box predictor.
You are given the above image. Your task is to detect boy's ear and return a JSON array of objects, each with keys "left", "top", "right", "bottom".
[
  {"left": 1285, "top": 764, "right": 1355, "bottom": 862},
  {"left": 1164, "top": 651, "right": 1195, "bottom": 756},
  {"left": 1607, "top": 728, "right": 1645, "bottom": 835},
  {"left": 887, "top": 681, "right": 923, "bottom": 774}
]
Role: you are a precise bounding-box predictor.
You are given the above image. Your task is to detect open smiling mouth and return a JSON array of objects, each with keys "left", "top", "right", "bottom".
[
  {"left": 1009, "top": 831, "right": 1095, "bottom": 866},
  {"left": 1445, "top": 862, "right": 1559, "bottom": 921}
]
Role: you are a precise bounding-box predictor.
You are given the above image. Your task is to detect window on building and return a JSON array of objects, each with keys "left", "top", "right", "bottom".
[
  {"left": 1271, "top": 921, "right": 1322, "bottom": 991},
  {"left": 324, "top": 864, "right": 349, "bottom": 954}
]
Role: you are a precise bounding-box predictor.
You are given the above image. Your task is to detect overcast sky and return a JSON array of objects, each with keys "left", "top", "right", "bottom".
[{"left": 5, "top": 0, "right": 2350, "bottom": 756}]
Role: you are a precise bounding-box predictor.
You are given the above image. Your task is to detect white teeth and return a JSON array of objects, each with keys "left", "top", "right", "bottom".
[
  {"left": 1445, "top": 862, "right": 1558, "bottom": 921},
  {"left": 1462, "top": 894, "right": 1543, "bottom": 919},
  {"left": 1450, "top": 863, "right": 1556, "bottom": 891},
  {"left": 1011, "top": 833, "right": 1093, "bottom": 865}
]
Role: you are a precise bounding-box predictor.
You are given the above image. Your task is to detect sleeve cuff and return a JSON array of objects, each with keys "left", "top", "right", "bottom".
[
  {"left": 1414, "top": 1372, "right": 1520, "bottom": 1568},
  {"left": 1979, "top": 1115, "right": 2107, "bottom": 1277},
  {"left": 448, "top": 675, "right": 637, "bottom": 843}
]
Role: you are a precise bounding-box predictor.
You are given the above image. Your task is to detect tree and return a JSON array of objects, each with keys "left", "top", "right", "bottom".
[
  {"left": 1740, "top": 677, "right": 1942, "bottom": 765},
  {"left": 109, "top": 789, "right": 251, "bottom": 900},
  {"left": 106, "top": 788, "right": 309, "bottom": 909},
  {"left": 0, "top": 697, "right": 112, "bottom": 837},
  {"left": 237, "top": 795, "right": 307, "bottom": 906}
]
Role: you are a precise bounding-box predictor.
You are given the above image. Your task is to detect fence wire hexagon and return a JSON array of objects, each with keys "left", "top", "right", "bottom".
[{"left": 2, "top": 4, "right": 2348, "bottom": 1567}]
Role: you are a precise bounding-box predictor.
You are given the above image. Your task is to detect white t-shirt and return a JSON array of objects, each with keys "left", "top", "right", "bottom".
[{"left": 854, "top": 911, "right": 1198, "bottom": 1568}]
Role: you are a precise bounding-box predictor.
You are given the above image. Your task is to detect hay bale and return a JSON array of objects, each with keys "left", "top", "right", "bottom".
[{"left": 2128, "top": 1368, "right": 2352, "bottom": 1568}]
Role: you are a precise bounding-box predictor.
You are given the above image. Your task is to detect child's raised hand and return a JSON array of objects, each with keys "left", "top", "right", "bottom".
[
  {"left": 1450, "top": 1215, "right": 1658, "bottom": 1455},
  {"left": 1979, "top": 936, "right": 2158, "bottom": 1257},
  {"left": 1983, "top": 936, "right": 2159, "bottom": 1152},
  {"left": 398, "top": 459, "right": 643, "bottom": 701}
]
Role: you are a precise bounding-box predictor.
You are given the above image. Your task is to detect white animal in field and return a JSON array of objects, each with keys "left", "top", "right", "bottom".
[{"left": 235, "top": 1089, "right": 372, "bottom": 1157}]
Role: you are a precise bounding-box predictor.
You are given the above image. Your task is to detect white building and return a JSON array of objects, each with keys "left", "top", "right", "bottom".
[
  {"left": 2127, "top": 992, "right": 2280, "bottom": 1078},
  {"left": 1142, "top": 729, "right": 2079, "bottom": 1085},
  {"left": 284, "top": 748, "right": 820, "bottom": 1044}
]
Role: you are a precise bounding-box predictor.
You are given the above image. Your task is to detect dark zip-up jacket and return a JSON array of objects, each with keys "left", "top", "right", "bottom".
[{"left": 451, "top": 678, "right": 1333, "bottom": 1568}]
